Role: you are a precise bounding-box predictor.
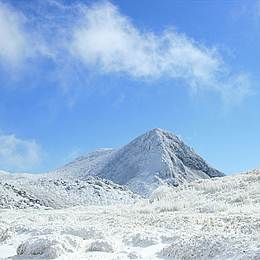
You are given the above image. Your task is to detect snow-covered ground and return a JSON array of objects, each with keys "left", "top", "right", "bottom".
[
  {"left": 0, "top": 174, "right": 138, "bottom": 209},
  {"left": 0, "top": 169, "right": 259, "bottom": 259}
]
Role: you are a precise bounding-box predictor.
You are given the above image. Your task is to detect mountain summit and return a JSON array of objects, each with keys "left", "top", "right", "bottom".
[{"left": 52, "top": 128, "right": 224, "bottom": 195}]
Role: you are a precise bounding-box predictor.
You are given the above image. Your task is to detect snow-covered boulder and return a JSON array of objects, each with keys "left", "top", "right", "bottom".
[{"left": 17, "top": 234, "right": 82, "bottom": 259}]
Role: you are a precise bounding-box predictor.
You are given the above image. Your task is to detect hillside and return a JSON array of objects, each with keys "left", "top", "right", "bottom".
[{"left": 0, "top": 173, "right": 138, "bottom": 209}]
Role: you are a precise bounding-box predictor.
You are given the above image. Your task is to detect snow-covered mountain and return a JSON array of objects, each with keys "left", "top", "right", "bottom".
[
  {"left": 52, "top": 128, "right": 224, "bottom": 195},
  {"left": 0, "top": 173, "right": 138, "bottom": 209},
  {"left": 51, "top": 148, "right": 115, "bottom": 179},
  {"left": 0, "top": 128, "right": 224, "bottom": 209}
]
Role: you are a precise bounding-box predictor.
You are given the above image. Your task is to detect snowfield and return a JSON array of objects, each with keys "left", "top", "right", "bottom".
[{"left": 0, "top": 169, "right": 260, "bottom": 259}]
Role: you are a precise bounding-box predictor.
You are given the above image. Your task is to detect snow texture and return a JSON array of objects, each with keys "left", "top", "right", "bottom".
[
  {"left": 17, "top": 234, "right": 82, "bottom": 258},
  {"left": 0, "top": 169, "right": 259, "bottom": 259},
  {"left": 0, "top": 174, "right": 138, "bottom": 209},
  {"left": 86, "top": 239, "right": 114, "bottom": 253}
]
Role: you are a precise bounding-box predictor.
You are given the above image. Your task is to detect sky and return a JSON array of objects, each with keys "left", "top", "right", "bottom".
[{"left": 0, "top": 0, "right": 259, "bottom": 174}]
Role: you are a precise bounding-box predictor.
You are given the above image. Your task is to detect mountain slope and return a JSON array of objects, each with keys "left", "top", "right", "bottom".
[
  {"left": 51, "top": 148, "right": 115, "bottom": 179},
  {"left": 53, "top": 128, "right": 224, "bottom": 195},
  {"left": 0, "top": 173, "right": 138, "bottom": 209}
]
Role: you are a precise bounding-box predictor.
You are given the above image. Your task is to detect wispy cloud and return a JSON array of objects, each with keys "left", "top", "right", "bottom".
[
  {"left": 0, "top": 133, "right": 42, "bottom": 172},
  {"left": 0, "top": 2, "right": 29, "bottom": 66},
  {"left": 0, "top": 0, "right": 252, "bottom": 102},
  {"left": 231, "top": 0, "right": 260, "bottom": 28},
  {"left": 70, "top": 2, "right": 251, "bottom": 102},
  {"left": 0, "top": 1, "right": 51, "bottom": 68}
]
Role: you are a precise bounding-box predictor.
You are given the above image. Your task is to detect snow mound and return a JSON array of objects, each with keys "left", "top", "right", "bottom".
[
  {"left": 16, "top": 234, "right": 82, "bottom": 259},
  {"left": 123, "top": 233, "right": 158, "bottom": 247},
  {"left": 86, "top": 239, "right": 114, "bottom": 252}
]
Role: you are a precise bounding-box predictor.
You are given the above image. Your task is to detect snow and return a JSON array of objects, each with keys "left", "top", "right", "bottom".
[
  {"left": 0, "top": 225, "right": 14, "bottom": 243},
  {"left": 17, "top": 235, "right": 82, "bottom": 258},
  {"left": 0, "top": 169, "right": 259, "bottom": 259},
  {"left": 51, "top": 128, "right": 223, "bottom": 195},
  {"left": 123, "top": 233, "right": 158, "bottom": 247},
  {"left": 87, "top": 239, "right": 114, "bottom": 253},
  {"left": 50, "top": 148, "right": 115, "bottom": 179},
  {"left": 0, "top": 129, "right": 258, "bottom": 259},
  {"left": 0, "top": 175, "right": 138, "bottom": 209}
]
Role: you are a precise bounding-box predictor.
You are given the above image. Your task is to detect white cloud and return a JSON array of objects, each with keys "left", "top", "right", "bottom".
[
  {"left": 70, "top": 2, "right": 251, "bottom": 101},
  {"left": 0, "top": 1, "right": 252, "bottom": 102},
  {"left": 0, "top": 2, "right": 29, "bottom": 66},
  {"left": 0, "top": 133, "right": 41, "bottom": 172},
  {"left": 0, "top": 1, "right": 54, "bottom": 68}
]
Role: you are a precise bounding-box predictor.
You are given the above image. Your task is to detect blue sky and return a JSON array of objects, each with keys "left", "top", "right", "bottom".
[{"left": 0, "top": 0, "right": 259, "bottom": 174}]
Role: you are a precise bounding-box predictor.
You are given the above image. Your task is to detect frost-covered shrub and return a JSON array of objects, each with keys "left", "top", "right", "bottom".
[
  {"left": 144, "top": 170, "right": 260, "bottom": 215},
  {"left": 63, "top": 226, "right": 103, "bottom": 240},
  {"left": 156, "top": 199, "right": 188, "bottom": 212},
  {"left": 158, "top": 235, "right": 239, "bottom": 259},
  {"left": 123, "top": 233, "right": 158, "bottom": 247},
  {"left": 192, "top": 179, "right": 234, "bottom": 193},
  {"left": 128, "top": 251, "right": 140, "bottom": 259},
  {"left": 86, "top": 239, "right": 114, "bottom": 253},
  {"left": 17, "top": 234, "right": 82, "bottom": 259},
  {"left": 197, "top": 201, "right": 228, "bottom": 213},
  {"left": 133, "top": 199, "right": 154, "bottom": 214},
  {"left": 0, "top": 226, "right": 14, "bottom": 242},
  {"left": 149, "top": 185, "right": 174, "bottom": 202}
]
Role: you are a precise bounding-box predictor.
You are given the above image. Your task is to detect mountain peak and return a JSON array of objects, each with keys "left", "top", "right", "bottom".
[
  {"left": 145, "top": 128, "right": 180, "bottom": 141},
  {"left": 131, "top": 128, "right": 182, "bottom": 154},
  {"left": 146, "top": 127, "right": 173, "bottom": 136},
  {"left": 149, "top": 127, "right": 165, "bottom": 134},
  {"left": 52, "top": 128, "right": 224, "bottom": 195}
]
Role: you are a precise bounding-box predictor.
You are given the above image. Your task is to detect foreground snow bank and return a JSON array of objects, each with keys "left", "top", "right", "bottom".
[
  {"left": 17, "top": 234, "right": 82, "bottom": 259},
  {"left": 0, "top": 170, "right": 259, "bottom": 259}
]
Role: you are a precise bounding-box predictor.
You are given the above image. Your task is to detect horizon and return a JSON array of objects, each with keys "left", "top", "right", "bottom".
[{"left": 0, "top": 0, "right": 260, "bottom": 174}]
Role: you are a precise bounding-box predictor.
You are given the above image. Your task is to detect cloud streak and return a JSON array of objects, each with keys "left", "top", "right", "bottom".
[
  {"left": 0, "top": 133, "right": 42, "bottom": 172},
  {"left": 70, "top": 2, "right": 251, "bottom": 102},
  {"left": 0, "top": 0, "right": 252, "bottom": 102}
]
